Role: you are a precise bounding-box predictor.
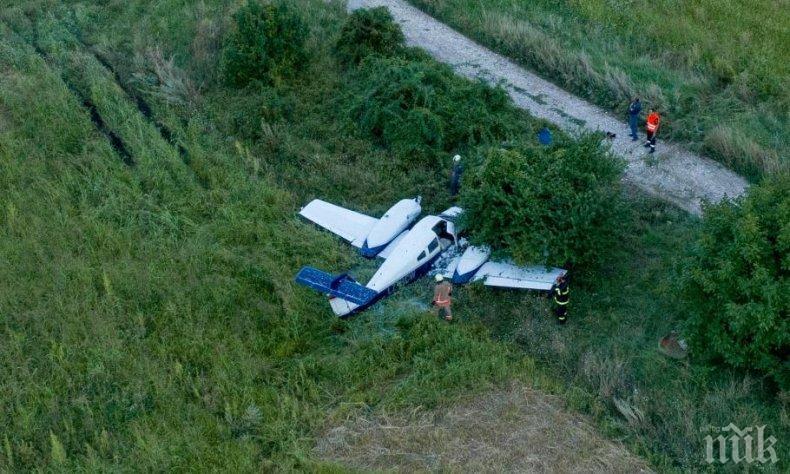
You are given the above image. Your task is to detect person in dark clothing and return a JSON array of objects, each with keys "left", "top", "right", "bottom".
[
  {"left": 449, "top": 154, "right": 463, "bottom": 197},
  {"left": 628, "top": 98, "right": 641, "bottom": 141},
  {"left": 550, "top": 274, "right": 570, "bottom": 324}
]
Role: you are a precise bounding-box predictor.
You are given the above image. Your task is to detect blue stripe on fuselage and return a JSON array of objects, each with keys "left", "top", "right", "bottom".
[{"left": 338, "top": 251, "right": 442, "bottom": 318}]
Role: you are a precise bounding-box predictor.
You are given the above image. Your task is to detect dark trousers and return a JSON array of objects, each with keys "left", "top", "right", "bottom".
[
  {"left": 629, "top": 115, "right": 638, "bottom": 138},
  {"left": 450, "top": 174, "right": 461, "bottom": 197},
  {"left": 554, "top": 305, "right": 567, "bottom": 324},
  {"left": 646, "top": 131, "right": 657, "bottom": 150}
]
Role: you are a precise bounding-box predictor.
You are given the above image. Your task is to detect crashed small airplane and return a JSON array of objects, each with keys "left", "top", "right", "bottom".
[{"left": 294, "top": 197, "right": 566, "bottom": 317}]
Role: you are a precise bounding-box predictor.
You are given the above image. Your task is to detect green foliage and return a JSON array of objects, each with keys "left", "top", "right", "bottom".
[
  {"left": 335, "top": 7, "right": 405, "bottom": 65},
  {"left": 348, "top": 55, "right": 523, "bottom": 164},
  {"left": 459, "top": 136, "right": 625, "bottom": 269},
  {"left": 218, "top": 87, "right": 296, "bottom": 140},
  {"left": 221, "top": 0, "right": 308, "bottom": 87},
  {"left": 408, "top": 0, "right": 788, "bottom": 179},
  {"left": 0, "top": 2, "right": 537, "bottom": 469},
  {"left": 680, "top": 174, "right": 789, "bottom": 390},
  {"left": 387, "top": 314, "right": 520, "bottom": 407},
  {"left": 1, "top": 0, "right": 787, "bottom": 471}
]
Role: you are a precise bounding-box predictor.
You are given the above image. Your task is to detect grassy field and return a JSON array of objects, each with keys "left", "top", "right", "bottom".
[
  {"left": 408, "top": 0, "right": 789, "bottom": 180},
  {"left": 0, "top": 0, "right": 786, "bottom": 471}
]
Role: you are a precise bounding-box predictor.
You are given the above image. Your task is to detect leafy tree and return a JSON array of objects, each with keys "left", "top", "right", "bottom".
[
  {"left": 335, "top": 7, "right": 405, "bottom": 65},
  {"left": 680, "top": 174, "right": 789, "bottom": 390},
  {"left": 459, "top": 136, "right": 625, "bottom": 269},
  {"left": 347, "top": 56, "right": 523, "bottom": 165},
  {"left": 221, "top": 1, "right": 307, "bottom": 87}
]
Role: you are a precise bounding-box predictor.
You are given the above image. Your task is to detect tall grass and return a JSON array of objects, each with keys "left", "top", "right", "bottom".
[
  {"left": 408, "top": 0, "right": 788, "bottom": 180},
  {"left": 0, "top": 2, "right": 535, "bottom": 469},
  {"left": 0, "top": 0, "right": 786, "bottom": 471},
  {"left": 461, "top": 192, "right": 789, "bottom": 469}
]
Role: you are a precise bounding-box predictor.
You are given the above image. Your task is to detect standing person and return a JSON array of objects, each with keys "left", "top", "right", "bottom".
[
  {"left": 628, "top": 98, "right": 641, "bottom": 141},
  {"left": 644, "top": 108, "right": 660, "bottom": 153},
  {"left": 449, "top": 154, "right": 463, "bottom": 197},
  {"left": 550, "top": 274, "right": 569, "bottom": 325},
  {"left": 432, "top": 274, "right": 453, "bottom": 322}
]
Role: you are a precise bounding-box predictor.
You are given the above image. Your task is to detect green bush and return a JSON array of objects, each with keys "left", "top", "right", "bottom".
[
  {"left": 336, "top": 7, "right": 405, "bottom": 65},
  {"left": 348, "top": 55, "right": 522, "bottom": 164},
  {"left": 459, "top": 136, "right": 625, "bottom": 269},
  {"left": 680, "top": 174, "right": 789, "bottom": 390},
  {"left": 221, "top": 1, "right": 308, "bottom": 87},
  {"left": 215, "top": 87, "right": 296, "bottom": 140},
  {"left": 407, "top": 0, "right": 789, "bottom": 180}
]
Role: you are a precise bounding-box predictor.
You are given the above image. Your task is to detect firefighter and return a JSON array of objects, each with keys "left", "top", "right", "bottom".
[
  {"left": 449, "top": 155, "right": 463, "bottom": 197},
  {"left": 550, "top": 274, "right": 569, "bottom": 324},
  {"left": 644, "top": 108, "right": 660, "bottom": 153},
  {"left": 432, "top": 274, "right": 453, "bottom": 321},
  {"left": 628, "top": 97, "right": 641, "bottom": 141}
]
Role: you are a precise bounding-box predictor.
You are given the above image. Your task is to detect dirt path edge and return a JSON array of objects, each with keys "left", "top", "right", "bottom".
[{"left": 349, "top": 0, "right": 749, "bottom": 215}]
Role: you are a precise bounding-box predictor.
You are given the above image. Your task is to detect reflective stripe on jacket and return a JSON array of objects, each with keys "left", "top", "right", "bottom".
[
  {"left": 646, "top": 113, "right": 660, "bottom": 132},
  {"left": 434, "top": 282, "right": 452, "bottom": 307},
  {"left": 553, "top": 282, "right": 569, "bottom": 305}
]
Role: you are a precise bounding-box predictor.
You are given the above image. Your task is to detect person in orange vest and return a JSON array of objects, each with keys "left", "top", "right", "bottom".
[
  {"left": 432, "top": 274, "right": 453, "bottom": 322},
  {"left": 644, "top": 108, "right": 660, "bottom": 153}
]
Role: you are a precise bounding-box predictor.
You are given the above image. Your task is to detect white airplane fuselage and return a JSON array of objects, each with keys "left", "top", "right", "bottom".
[{"left": 329, "top": 215, "right": 454, "bottom": 316}]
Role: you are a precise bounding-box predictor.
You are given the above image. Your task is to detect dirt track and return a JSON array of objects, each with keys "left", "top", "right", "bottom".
[
  {"left": 348, "top": 0, "right": 749, "bottom": 215},
  {"left": 316, "top": 383, "right": 653, "bottom": 472}
]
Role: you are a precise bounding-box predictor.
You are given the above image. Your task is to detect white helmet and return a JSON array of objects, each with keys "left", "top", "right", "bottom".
[
  {"left": 435, "top": 274, "right": 444, "bottom": 282},
  {"left": 453, "top": 154, "right": 461, "bottom": 162}
]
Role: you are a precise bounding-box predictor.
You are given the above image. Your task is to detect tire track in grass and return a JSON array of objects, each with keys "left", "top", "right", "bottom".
[
  {"left": 81, "top": 43, "right": 191, "bottom": 164},
  {"left": 79, "top": 43, "right": 210, "bottom": 190},
  {"left": 45, "top": 10, "right": 208, "bottom": 189},
  {"left": 2, "top": 21, "right": 135, "bottom": 167},
  {"left": 13, "top": 10, "right": 209, "bottom": 191}
]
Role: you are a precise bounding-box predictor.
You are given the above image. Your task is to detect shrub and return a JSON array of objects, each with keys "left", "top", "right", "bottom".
[
  {"left": 217, "top": 87, "right": 296, "bottom": 140},
  {"left": 335, "top": 7, "right": 405, "bottom": 65},
  {"left": 680, "top": 174, "right": 789, "bottom": 390},
  {"left": 221, "top": 1, "right": 308, "bottom": 87},
  {"left": 348, "top": 56, "right": 522, "bottom": 164},
  {"left": 459, "top": 136, "right": 625, "bottom": 269}
]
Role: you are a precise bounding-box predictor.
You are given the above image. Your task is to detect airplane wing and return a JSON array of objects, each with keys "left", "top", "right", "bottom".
[
  {"left": 473, "top": 261, "right": 566, "bottom": 291},
  {"left": 299, "top": 199, "right": 378, "bottom": 248}
]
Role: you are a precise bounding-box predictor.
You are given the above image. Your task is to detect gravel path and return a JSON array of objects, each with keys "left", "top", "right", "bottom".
[{"left": 348, "top": 0, "right": 748, "bottom": 215}]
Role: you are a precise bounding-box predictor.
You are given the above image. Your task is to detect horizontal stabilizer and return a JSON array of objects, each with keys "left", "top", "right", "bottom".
[{"left": 294, "top": 267, "right": 378, "bottom": 306}]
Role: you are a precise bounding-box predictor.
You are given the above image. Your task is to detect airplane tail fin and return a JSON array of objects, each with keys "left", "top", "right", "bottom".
[{"left": 294, "top": 267, "right": 378, "bottom": 316}]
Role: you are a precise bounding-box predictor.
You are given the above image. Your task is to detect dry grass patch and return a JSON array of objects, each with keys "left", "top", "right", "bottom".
[{"left": 315, "top": 382, "right": 652, "bottom": 473}]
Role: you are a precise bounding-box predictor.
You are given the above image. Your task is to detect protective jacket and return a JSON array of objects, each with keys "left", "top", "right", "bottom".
[
  {"left": 628, "top": 100, "right": 642, "bottom": 116},
  {"left": 433, "top": 282, "right": 453, "bottom": 307},
  {"left": 553, "top": 280, "right": 569, "bottom": 306},
  {"left": 646, "top": 112, "right": 660, "bottom": 133}
]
